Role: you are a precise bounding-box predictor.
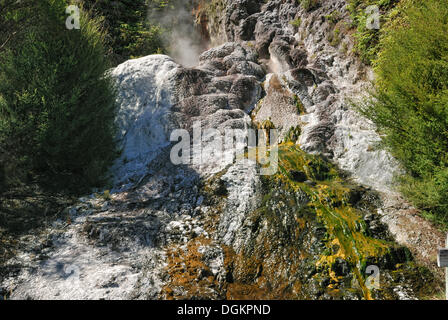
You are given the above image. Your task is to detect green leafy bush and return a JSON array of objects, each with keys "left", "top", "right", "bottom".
[
  {"left": 359, "top": 0, "right": 448, "bottom": 228},
  {"left": 80, "top": 0, "right": 166, "bottom": 65},
  {"left": 0, "top": 0, "right": 117, "bottom": 193}
]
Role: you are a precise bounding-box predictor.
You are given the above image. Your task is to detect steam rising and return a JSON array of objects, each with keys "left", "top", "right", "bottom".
[{"left": 147, "top": 1, "right": 207, "bottom": 67}]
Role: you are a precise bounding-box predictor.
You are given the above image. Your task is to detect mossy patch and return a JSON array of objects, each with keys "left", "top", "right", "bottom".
[{"left": 271, "top": 143, "right": 430, "bottom": 299}]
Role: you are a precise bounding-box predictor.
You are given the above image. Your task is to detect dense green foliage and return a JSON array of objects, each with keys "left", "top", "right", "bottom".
[
  {"left": 359, "top": 0, "right": 448, "bottom": 228},
  {"left": 80, "top": 0, "right": 166, "bottom": 65},
  {"left": 78, "top": 0, "right": 201, "bottom": 65},
  {"left": 0, "top": 0, "right": 117, "bottom": 193},
  {"left": 347, "top": 0, "right": 400, "bottom": 64},
  {"left": 0, "top": 1, "right": 37, "bottom": 54}
]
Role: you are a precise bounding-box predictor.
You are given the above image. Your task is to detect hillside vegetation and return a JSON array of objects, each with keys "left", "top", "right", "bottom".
[
  {"left": 347, "top": 0, "right": 400, "bottom": 64},
  {"left": 0, "top": 0, "right": 181, "bottom": 194},
  {"left": 79, "top": 0, "right": 165, "bottom": 65},
  {"left": 0, "top": 0, "right": 117, "bottom": 193},
  {"left": 359, "top": 0, "right": 448, "bottom": 228}
]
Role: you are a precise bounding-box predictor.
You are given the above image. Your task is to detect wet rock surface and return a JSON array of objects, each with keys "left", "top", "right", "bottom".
[{"left": 206, "top": 0, "right": 445, "bottom": 285}]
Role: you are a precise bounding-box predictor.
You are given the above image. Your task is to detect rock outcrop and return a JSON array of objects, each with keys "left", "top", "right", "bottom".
[
  {"left": 203, "top": 0, "right": 445, "bottom": 281},
  {"left": 206, "top": 0, "right": 399, "bottom": 191}
]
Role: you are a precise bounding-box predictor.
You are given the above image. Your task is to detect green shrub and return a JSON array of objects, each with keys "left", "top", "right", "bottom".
[
  {"left": 359, "top": 0, "right": 448, "bottom": 228},
  {"left": 0, "top": 0, "right": 118, "bottom": 193},
  {"left": 347, "top": 0, "right": 400, "bottom": 64},
  {"left": 80, "top": 0, "right": 166, "bottom": 65}
]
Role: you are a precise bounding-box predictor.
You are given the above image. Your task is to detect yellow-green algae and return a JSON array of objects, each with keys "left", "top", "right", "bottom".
[
  {"left": 165, "top": 142, "right": 439, "bottom": 299},
  {"left": 274, "top": 143, "right": 393, "bottom": 299}
]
